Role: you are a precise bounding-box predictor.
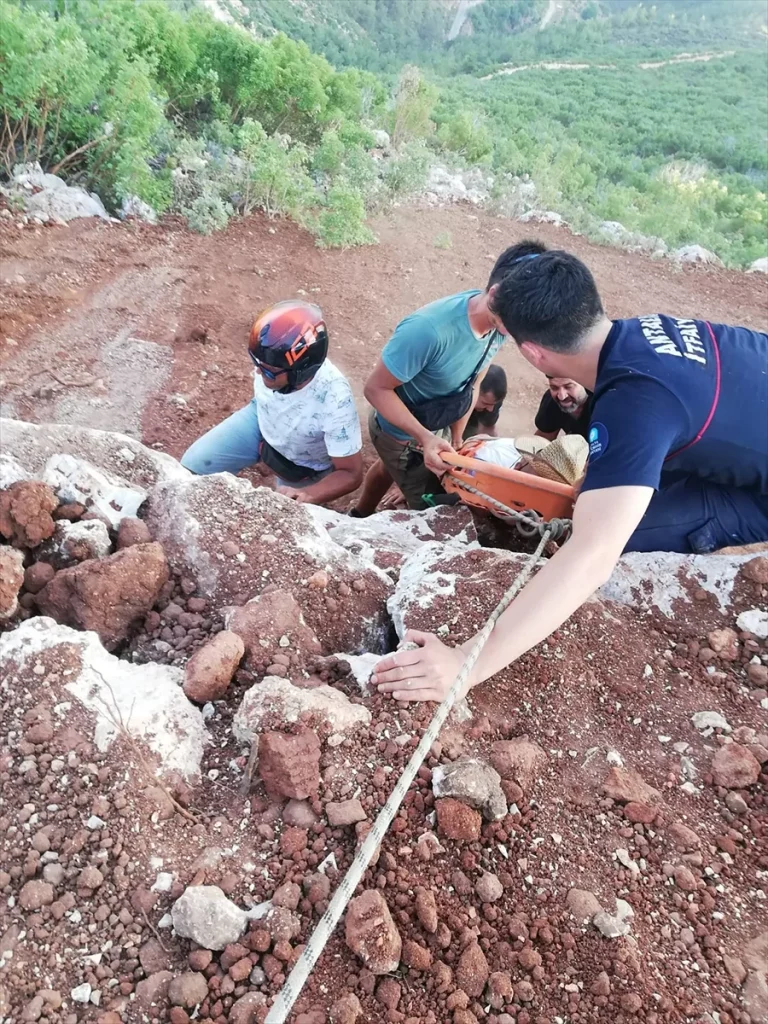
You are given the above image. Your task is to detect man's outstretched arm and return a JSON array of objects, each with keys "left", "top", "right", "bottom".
[
  {"left": 373, "top": 484, "right": 654, "bottom": 702},
  {"left": 277, "top": 452, "right": 363, "bottom": 506}
]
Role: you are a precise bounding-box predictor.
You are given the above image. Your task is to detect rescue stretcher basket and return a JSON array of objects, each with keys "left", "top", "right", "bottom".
[{"left": 440, "top": 450, "right": 576, "bottom": 540}]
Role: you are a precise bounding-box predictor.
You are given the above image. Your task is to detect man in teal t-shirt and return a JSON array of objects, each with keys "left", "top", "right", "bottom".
[{"left": 362, "top": 240, "right": 546, "bottom": 509}]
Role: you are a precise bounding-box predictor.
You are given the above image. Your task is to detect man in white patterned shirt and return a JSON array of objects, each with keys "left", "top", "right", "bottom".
[{"left": 182, "top": 301, "right": 363, "bottom": 505}]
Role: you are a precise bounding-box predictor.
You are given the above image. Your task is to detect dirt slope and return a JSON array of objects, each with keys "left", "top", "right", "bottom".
[{"left": 1, "top": 204, "right": 765, "bottom": 479}]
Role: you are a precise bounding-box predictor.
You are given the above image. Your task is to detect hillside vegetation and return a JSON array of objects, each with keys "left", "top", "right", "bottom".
[{"left": 1, "top": 0, "right": 766, "bottom": 265}]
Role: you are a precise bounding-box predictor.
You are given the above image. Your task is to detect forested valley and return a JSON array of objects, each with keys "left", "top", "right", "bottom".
[{"left": 1, "top": 0, "right": 765, "bottom": 264}]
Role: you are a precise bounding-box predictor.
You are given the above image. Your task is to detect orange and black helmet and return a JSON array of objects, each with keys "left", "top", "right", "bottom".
[{"left": 248, "top": 300, "right": 328, "bottom": 393}]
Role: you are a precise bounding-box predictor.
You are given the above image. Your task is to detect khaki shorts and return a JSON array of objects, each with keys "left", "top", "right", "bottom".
[{"left": 368, "top": 409, "right": 448, "bottom": 511}]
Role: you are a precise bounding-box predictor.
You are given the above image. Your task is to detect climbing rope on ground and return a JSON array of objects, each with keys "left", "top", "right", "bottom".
[{"left": 265, "top": 521, "right": 553, "bottom": 1023}]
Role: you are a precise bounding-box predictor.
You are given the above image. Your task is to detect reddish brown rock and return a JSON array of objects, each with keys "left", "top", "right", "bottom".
[
  {"left": 0, "top": 481, "right": 57, "bottom": 548},
  {"left": 402, "top": 939, "right": 433, "bottom": 971},
  {"left": 307, "top": 570, "right": 329, "bottom": 589},
  {"left": 23, "top": 560, "right": 55, "bottom": 594},
  {"left": 436, "top": 798, "right": 482, "bottom": 841},
  {"left": 518, "top": 947, "right": 542, "bottom": 971},
  {"left": 53, "top": 502, "right": 86, "bottom": 521},
  {"left": 135, "top": 972, "right": 173, "bottom": 1009},
  {"left": 18, "top": 880, "right": 54, "bottom": 910},
  {"left": 456, "top": 942, "right": 490, "bottom": 999},
  {"left": 229, "top": 992, "right": 267, "bottom": 1024},
  {"left": 624, "top": 801, "right": 657, "bottom": 824},
  {"left": 723, "top": 955, "right": 747, "bottom": 986},
  {"left": 620, "top": 993, "right": 643, "bottom": 1014},
  {"left": 228, "top": 590, "right": 321, "bottom": 664},
  {"left": 489, "top": 736, "right": 547, "bottom": 792},
  {"left": 591, "top": 971, "right": 611, "bottom": 996},
  {"left": 117, "top": 517, "right": 152, "bottom": 549},
  {"left": 35, "top": 541, "right": 169, "bottom": 648},
  {"left": 325, "top": 798, "right": 367, "bottom": 827},
  {"left": 375, "top": 978, "right": 401, "bottom": 1011},
  {"left": 187, "top": 949, "right": 212, "bottom": 972},
  {"left": 667, "top": 821, "right": 701, "bottom": 850},
  {"left": 744, "top": 555, "right": 768, "bottom": 584},
  {"left": 707, "top": 627, "right": 739, "bottom": 660},
  {"left": 475, "top": 872, "right": 503, "bottom": 903},
  {"left": 601, "top": 766, "right": 661, "bottom": 805},
  {"left": 258, "top": 731, "right": 321, "bottom": 801},
  {"left": 415, "top": 888, "right": 438, "bottom": 934},
  {"left": 673, "top": 865, "right": 699, "bottom": 892},
  {"left": 344, "top": 890, "right": 401, "bottom": 974},
  {"left": 139, "top": 938, "right": 172, "bottom": 975},
  {"left": 329, "top": 992, "right": 363, "bottom": 1024},
  {"left": 167, "top": 973, "right": 208, "bottom": 1008},
  {"left": 183, "top": 630, "right": 244, "bottom": 703},
  {"left": 487, "top": 971, "right": 513, "bottom": 1010},
  {"left": 566, "top": 888, "right": 602, "bottom": 921},
  {"left": 0, "top": 547, "right": 24, "bottom": 619},
  {"left": 711, "top": 743, "right": 761, "bottom": 789}
]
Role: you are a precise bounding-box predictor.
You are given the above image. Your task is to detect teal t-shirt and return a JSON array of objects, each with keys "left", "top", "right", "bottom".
[{"left": 378, "top": 289, "right": 505, "bottom": 440}]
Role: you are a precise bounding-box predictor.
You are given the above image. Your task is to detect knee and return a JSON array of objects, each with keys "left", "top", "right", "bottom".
[{"left": 180, "top": 443, "right": 209, "bottom": 475}]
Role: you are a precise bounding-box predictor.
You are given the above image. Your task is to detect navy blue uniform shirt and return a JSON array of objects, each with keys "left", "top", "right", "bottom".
[{"left": 582, "top": 316, "right": 768, "bottom": 496}]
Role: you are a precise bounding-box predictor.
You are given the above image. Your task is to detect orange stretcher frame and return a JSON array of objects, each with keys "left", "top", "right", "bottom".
[{"left": 440, "top": 450, "right": 576, "bottom": 522}]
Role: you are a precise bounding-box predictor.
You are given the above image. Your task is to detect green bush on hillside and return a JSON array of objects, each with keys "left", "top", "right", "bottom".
[
  {"left": 0, "top": 0, "right": 390, "bottom": 246},
  {"left": 2, "top": 0, "right": 765, "bottom": 265}
]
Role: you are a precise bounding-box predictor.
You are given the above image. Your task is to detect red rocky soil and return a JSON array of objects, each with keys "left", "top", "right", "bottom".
[
  {"left": 1, "top": 202, "right": 766, "bottom": 467},
  {"left": 0, "top": 202, "right": 767, "bottom": 1024}
]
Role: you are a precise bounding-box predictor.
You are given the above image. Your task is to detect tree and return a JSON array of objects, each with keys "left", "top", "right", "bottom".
[{"left": 391, "top": 65, "right": 437, "bottom": 147}]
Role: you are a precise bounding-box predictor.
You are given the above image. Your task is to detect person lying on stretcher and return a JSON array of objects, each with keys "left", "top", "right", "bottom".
[
  {"left": 426, "top": 432, "right": 589, "bottom": 513},
  {"left": 463, "top": 432, "right": 587, "bottom": 486}
]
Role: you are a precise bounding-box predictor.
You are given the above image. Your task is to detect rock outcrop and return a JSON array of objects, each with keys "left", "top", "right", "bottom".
[{"left": 36, "top": 542, "right": 169, "bottom": 647}]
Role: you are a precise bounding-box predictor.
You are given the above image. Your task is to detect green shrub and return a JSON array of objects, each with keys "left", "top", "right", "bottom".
[
  {"left": 391, "top": 65, "right": 437, "bottom": 147},
  {"left": 184, "top": 191, "right": 233, "bottom": 234},
  {"left": 437, "top": 111, "right": 492, "bottom": 164},
  {"left": 312, "top": 182, "right": 376, "bottom": 248},
  {"left": 237, "top": 118, "right": 314, "bottom": 218},
  {"left": 381, "top": 140, "right": 430, "bottom": 199}
]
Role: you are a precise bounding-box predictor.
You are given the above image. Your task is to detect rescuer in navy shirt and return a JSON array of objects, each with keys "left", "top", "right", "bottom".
[{"left": 372, "top": 247, "right": 768, "bottom": 706}]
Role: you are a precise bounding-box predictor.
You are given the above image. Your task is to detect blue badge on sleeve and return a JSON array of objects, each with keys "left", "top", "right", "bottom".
[{"left": 588, "top": 422, "right": 609, "bottom": 460}]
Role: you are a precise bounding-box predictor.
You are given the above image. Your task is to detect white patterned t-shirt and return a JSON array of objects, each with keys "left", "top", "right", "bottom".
[{"left": 253, "top": 359, "right": 362, "bottom": 472}]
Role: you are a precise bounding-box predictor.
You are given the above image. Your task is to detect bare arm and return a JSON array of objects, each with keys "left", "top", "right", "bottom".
[
  {"left": 364, "top": 359, "right": 455, "bottom": 473},
  {"left": 535, "top": 428, "right": 558, "bottom": 441},
  {"left": 451, "top": 365, "right": 488, "bottom": 448},
  {"left": 278, "top": 452, "right": 363, "bottom": 505},
  {"left": 373, "top": 485, "right": 654, "bottom": 701},
  {"left": 364, "top": 360, "right": 434, "bottom": 446},
  {"left": 462, "top": 485, "right": 652, "bottom": 684}
]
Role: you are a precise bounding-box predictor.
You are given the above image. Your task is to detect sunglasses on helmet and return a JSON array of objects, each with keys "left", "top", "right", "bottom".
[{"left": 249, "top": 353, "right": 282, "bottom": 380}]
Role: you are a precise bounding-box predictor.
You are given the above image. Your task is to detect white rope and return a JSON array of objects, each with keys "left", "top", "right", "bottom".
[
  {"left": 265, "top": 527, "right": 552, "bottom": 1022},
  {"left": 446, "top": 473, "right": 572, "bottom": 541}
]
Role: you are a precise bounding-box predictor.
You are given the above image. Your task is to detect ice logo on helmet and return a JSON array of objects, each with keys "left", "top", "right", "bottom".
[
  {"left": 588, "top": 422, "right": 608, "bottom": 460},
  {"left": 285, "top": 326, "right": 318, "bottom": 366}
]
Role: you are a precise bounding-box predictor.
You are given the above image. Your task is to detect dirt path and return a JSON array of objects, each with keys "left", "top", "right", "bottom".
[
  {"left": 1, "top": 204, "right": 766, "bottom": 477},
  {"left": 481, "top": 50, "right": 735, "bottom": 79}
]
